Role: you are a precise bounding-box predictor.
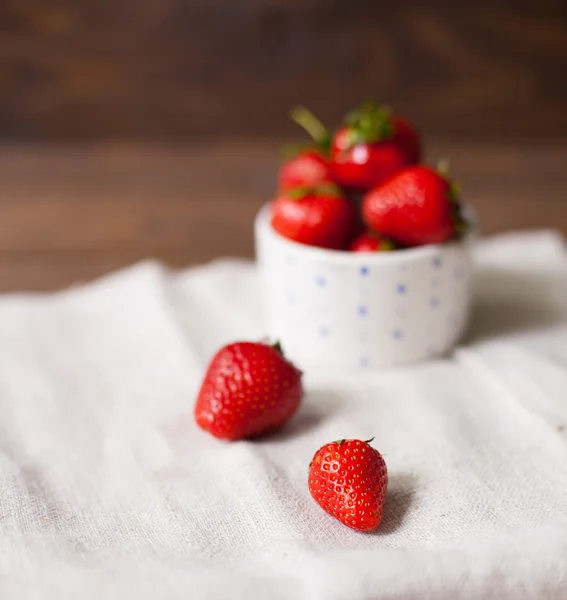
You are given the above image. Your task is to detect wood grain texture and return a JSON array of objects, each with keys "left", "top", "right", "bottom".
[
  {"left": 0, "top": 0, "right": 566, "bottom": 140},
  {"left": 0, "top": 140, "right": 565, "bottom": 291}
]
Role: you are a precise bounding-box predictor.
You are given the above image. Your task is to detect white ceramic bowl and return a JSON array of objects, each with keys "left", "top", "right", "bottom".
[{"left": 255, "top": 205, "right": 474, "bottom": 371}]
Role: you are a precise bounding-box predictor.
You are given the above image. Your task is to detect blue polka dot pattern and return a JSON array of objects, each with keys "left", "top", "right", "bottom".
[{"left": 260, "top": 201, "right": 472, "bottom": 370}]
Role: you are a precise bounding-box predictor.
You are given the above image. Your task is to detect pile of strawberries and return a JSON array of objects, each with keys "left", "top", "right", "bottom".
[
  {"left": 195, "top": 341, "right": 388, "bottom": 532},
  {"left": 271, "top": 101, "right": 467, "bottom": 251}
]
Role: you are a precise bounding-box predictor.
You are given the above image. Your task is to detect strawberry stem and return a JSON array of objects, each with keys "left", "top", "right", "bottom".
[
  {"left": 291, "top": 106, "right": 330, "bottom": 151},
  {"left": 272, "top": 340, "right": 284, "bottom": 355},
  {"left": 364, "top": 437, "right": 375, "bottom": 444}
]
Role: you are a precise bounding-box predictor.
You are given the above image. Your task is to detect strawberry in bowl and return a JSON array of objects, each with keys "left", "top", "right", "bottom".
[
  {"left": 362, "top": 164, "right": 467, "bottom": 247},
  {"left": 350, "top": 231, "right": 397, "bottom": 252},
  {"left": 271, "top": 183, "right": 358, "bottom": 251},
  {"left": 330, "top": 101, "right": 421, "bottom": 191},
  {"left": 278, "top": 149, "right": 333, "bottom": 191},
  {"left": 278, "top": 107, "right": 334, "bottom": 191},
  {"left": 257, "top": 100, "right": 474, "bottom": 371}
]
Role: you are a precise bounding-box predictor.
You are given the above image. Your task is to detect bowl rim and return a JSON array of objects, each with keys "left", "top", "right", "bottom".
[{"left": 255, "top": 203, "right": 476, "bottom": 265}]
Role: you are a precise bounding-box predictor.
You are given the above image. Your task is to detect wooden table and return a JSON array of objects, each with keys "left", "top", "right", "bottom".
[{"left": 0, "top": 140, "right": 565, "bottom": 292}]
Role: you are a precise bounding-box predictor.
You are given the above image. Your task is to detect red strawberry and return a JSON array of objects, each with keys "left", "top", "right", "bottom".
[
  {"left": 278, "top": 149, "right": 333, "bottom": 191},
  {"left": 308, "top": 438, "right": 388, "bottom": 531},
  {"left": 362, "top": 165, "right": 465, "bottom": 247},
  {"left": 331, "top": 102, "right": 420, "bottom": 190},
  {"left": 350, "top": 231, "right": 396, "bottom": 252},
  {"left": 279, "top": 106, "right": 334, "bottom": 190},
  {"left": 195, "top": 341, "right": 303, "bottom": 441},
  {"left": 271, "top": 184, "right": 357, "bottom": 250}
]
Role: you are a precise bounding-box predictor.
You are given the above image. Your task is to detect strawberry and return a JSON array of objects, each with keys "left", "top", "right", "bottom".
[
  {"left": 278, "top": 149, "right": 333, "bottom": 191},
  {"left": 330, "top": 102, "right": 420, "bottom": 190},
  {"left": 350, "top": 231, "right": 397, "bottom": 252},
  {"left": 362, "top": 165, "right": 466, "bottom": 247},
  {"left": 271, "top": 183, "right": 357, "bottom": 250},
  {"left": 195, "top": 341, "right": 303, "bottom": 441},
  {"left": 308, "top": 438, "right": 388, "bottom": 531},
  {"left": 279, "top": 106, "right": 334, "bottom": 191}
]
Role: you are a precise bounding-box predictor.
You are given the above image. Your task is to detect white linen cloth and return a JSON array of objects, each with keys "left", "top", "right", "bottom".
[{"left": 1, "top": 231, "right": 567, "bottom": 600}]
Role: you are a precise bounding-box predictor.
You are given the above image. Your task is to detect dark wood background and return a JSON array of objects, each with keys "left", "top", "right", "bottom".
[
  {"left": 0, "top": 0, "right": 566, "bottom": 141},
  {"left": 0, "top": 0, "right": 566, "bottom": 291}
]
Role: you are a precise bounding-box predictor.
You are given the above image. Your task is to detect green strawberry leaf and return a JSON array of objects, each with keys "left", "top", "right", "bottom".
[{"left": 343, "top": 101, "right": 395, "bottom": 148}]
